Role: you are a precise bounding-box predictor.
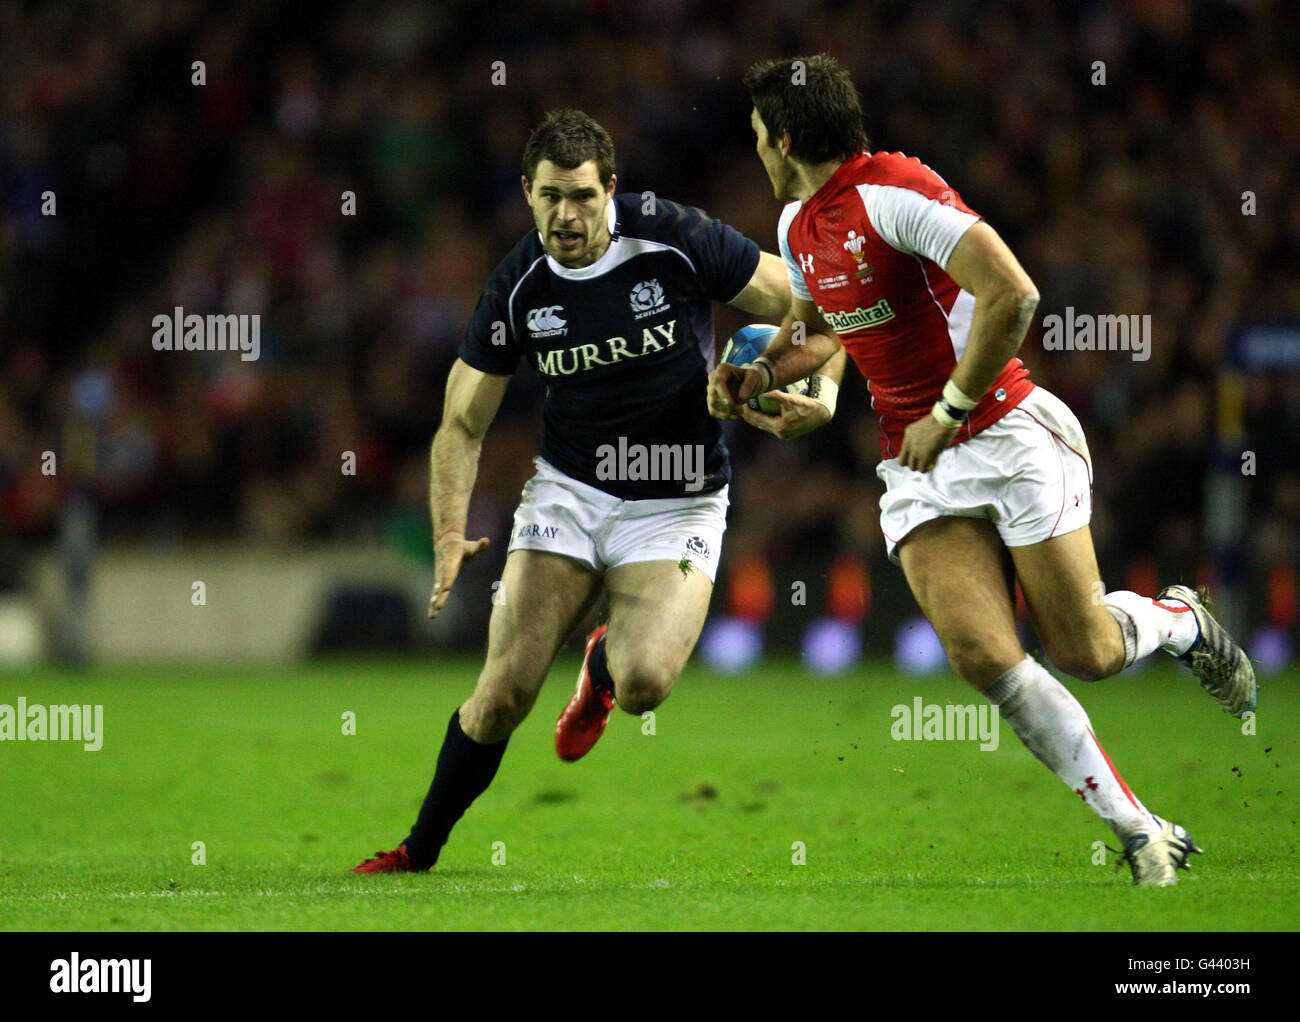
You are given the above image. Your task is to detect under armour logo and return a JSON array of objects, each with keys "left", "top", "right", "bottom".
[
  {"left": 799, "top": 253, "right": 814, "bottom": 274},
  {"left": 1074, "top": 776, "right": 1100, "bottom": 800}
]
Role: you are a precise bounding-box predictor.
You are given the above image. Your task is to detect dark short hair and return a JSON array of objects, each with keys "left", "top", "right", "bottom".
[
  {"left": 744, "top": 53, "right": 869, "bottom": 164},
  {"left": 522, "top": 109, "right": 616, "bottom": 185}
]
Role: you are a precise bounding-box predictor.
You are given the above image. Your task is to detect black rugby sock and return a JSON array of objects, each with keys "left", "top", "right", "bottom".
[
  {"left": 403, "top": 709, "right": 508, "bottom": 870},
  {"left": 587, "top": 633, "right": 614, "bottom": 692}
]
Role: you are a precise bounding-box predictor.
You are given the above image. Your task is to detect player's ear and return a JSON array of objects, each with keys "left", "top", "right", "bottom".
[
  {"left": 521, "top": 175, "right": 532, "bottom": 204},
  {"left": 779, "top": 132, "right": 793, "bottom": 158},
  {"left": 605, "top": 173, "right": 616, "bottom": 198}
]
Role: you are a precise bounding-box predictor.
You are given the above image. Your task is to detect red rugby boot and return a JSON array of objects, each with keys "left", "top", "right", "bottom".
[
  {"left": 351, "top": 843, "right": 418, "bottom": 874},
  {"left": 555, "top": 625, "right": 614, "bottom": 762}
]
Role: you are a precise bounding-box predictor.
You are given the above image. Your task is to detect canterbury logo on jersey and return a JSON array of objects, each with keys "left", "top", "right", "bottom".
[
  {"left": 820, "top": 298, "right": 896, "bottom": 333},
  {"left": 526, "top": 305, "right": 568, "bottom": 336}
]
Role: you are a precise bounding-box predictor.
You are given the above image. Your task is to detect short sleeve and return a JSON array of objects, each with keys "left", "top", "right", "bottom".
[
  {"left": 662, "top": 200, "right": 760, "bottom": 303},
  {"left": 864, "top": 185, "right": 981, "bottom": 268},
  {"left": 457, "top": 285, "right": 519, "bottom": 375},
  {"left": 777, "top": 201, "right": 812, "bottom": 300}
]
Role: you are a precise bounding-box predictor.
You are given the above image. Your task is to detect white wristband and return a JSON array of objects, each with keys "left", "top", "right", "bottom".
[
  {"left": 931, "top": 401, "right": 964, "bottom": 430},
  {"left": 753, "top": 356, "right": 776, "bottom": 392},
  {"left": 942, "top": 378, "right": 978, "bottom": 411},
  {"left": 807, "top": 374, "right": 839, "bottom": 417}
]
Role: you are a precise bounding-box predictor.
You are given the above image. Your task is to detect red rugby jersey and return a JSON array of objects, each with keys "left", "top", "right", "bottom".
[{"left": 778, "top": 151, "right": 1033, "bottom": 458}]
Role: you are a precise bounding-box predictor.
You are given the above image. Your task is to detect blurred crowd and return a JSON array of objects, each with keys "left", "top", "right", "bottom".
[{"left": 1, "top": 0, "right": 1297, "bottom": 636}]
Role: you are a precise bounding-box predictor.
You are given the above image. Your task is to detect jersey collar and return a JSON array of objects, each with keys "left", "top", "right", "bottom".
[
  {"left": 541, "top": 198, "right": 620, "bottom": 280},
  {"left": 803, "top": 151, "right": 871, "bottom": 212}
]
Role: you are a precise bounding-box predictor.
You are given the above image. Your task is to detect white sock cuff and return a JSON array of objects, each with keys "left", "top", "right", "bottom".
[
  {"left": 984, "top": 654, "right": 1040, "bottom": 706},
  {"left": 1103, "top": 598, "right": 1139, "bottom": 668},
  {"left": 1105, "top": 589, "right": 1173, "bottom": 668}
]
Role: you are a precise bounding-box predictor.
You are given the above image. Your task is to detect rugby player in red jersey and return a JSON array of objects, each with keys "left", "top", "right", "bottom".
[{"left": 708, "top": 54, "right": 1256, "bottom": 886}]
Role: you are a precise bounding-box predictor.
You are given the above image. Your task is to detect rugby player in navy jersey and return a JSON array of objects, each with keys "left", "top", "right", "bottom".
[{"left": 354, "top": 109, "right": 847, "bottom": 873}]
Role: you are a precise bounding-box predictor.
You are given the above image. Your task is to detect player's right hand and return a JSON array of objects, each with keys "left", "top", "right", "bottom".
[
  {"left": 707, "top": 363, "right": 762, "bottom": 420},
  {"left": 736, "top": 389, "right": 831, "bottom": 439},
  {"left": 428, "top": 531, "right": 491, "bottom": 619},
  {"left": 897, "top": 412, "right": 959, "bottom": 473}
]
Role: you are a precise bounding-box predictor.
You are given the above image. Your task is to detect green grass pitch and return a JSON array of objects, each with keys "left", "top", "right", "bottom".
[{"left": 1, "top": 656, "right": 1295, "bottom": 931}]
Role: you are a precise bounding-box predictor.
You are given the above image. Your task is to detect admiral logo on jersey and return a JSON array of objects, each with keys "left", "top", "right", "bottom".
[
  {"left": 821, "top": 298, "right": 896, "bottom": 333},
  {"left": 459, "top": 194, "right": 760, "bottom": 499}
]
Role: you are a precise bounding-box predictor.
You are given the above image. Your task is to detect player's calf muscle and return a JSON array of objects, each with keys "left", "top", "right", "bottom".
[{"left": 1042, "top": 621, "right": 1124, "bottom": 682}]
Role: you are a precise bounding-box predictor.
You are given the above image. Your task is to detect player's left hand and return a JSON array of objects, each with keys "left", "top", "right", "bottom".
[
  {"left": 737, "top": 389, "right": 831, "bottom": 439},
  {"left": 898, "top": 412, "right": 959, "bottom": 472}
]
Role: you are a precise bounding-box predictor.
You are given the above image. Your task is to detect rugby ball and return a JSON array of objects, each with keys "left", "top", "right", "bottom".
[{"left": 721, "top": 324, "right": 810, "bottom": 414}]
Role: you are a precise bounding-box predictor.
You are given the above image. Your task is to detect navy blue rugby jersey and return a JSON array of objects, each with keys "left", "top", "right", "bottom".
[{"left": 458, "top": 193, "right": 760, "bottom": 499}]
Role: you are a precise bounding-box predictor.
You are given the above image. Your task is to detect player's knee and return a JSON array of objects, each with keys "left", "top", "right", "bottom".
[
  {"left": 463, "top": 682, "right": 533, "bottom": 737},
  {"left": 613, "top": 663, "right": 675, "bottom": 715},
  {"left": 944, "top": 634, "right": 1021, "bottom": 688}
]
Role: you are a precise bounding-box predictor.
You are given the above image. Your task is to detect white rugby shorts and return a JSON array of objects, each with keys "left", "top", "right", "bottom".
[
  {"left": 507, "top": 457, "right": 729, "bottom": 581},
  {"left": 876, "top": 387, "right": 1094, "bottom": 563}
]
